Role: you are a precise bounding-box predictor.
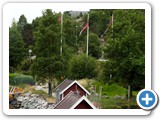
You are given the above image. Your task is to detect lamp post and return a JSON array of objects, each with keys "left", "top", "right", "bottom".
[{"left": 29, "top": 49, "right": 32, "bottom": 61}]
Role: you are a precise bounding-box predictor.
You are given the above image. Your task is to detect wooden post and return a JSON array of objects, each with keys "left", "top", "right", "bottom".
[
  {"left": 128, "top": 86, "right": 130, "bottom": 109},
  {"left": 99, "top": 86, "right": 102, "bottom": 99}
]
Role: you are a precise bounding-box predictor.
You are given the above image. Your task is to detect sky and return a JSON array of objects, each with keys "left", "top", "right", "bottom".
[{"left": 8, "top": 6, "right": 89, "bottom": 26}]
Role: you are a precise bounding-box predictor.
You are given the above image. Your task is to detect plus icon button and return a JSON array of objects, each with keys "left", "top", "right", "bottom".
[
  {"left": 142, "top": 93, "right": 153, "bottom": 105},
  {"left": 137, "top": 89, "right": 158, "bottom": 110}
]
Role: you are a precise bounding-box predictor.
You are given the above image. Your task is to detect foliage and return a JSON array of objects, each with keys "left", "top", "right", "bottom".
[
  {"left": 69, "top": 54, "right": 97, "bottom": 79},
  {"left": 9, "top": 74, "right": 35, "bottom": 85},
  {"left": 83, "top": 33, "right": 102, "bottom": 59},
  {"left": 17, "top": 14, "right": 27, "bottom": 34},
  {"left": 103, "top": 10, "right": 145, "bottom": 91},
  {"left": 23, "top": 23, "right": 34, "bottom": 47},
  {"left": 21, "top": 59, "right": 32, "bottom": 73},
  {"left": 31, "top": 9, "right": 66, "bottom": 96},
  {"left": 9, "top": 20, "right": 25, "bottom": 71}
]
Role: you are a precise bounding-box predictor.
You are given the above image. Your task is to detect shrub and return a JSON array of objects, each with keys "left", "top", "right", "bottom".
[
  {"left": 9, "top": 74, "right": 35, "bottom": 85},
  {"left": 69, "top": 54, "right": 97, "bottom": 79}
]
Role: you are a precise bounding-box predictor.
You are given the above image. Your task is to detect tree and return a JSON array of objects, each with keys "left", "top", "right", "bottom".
[
  {"left": 23, "top": 24, "right": 34, "bottom": 47},
  {"left": 9, "top": 20, "right": 25, "bottom": 72},
  {"left": 103, "top": 10, "right": 145, "bottom": 95},
  {"left": 69, "top": 54, "right": 97, "bottom": 79},
  {"left": 31, "top": 9, "right": 64, "bottom": 96},
  {"left": 87, "top": 33, "right": 102, "bottom": 59},
  {"left": 17, "top": 14, "right": 27, "bottom": 34}
]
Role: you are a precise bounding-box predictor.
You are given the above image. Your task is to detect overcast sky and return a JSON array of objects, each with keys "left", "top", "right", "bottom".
[{"left": 8, "top": 7, "right": 89, "bottom": 26}]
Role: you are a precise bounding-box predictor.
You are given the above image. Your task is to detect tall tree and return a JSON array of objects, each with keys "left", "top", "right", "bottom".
[
  {"left": 31, "top": 9, "right": 63, "bottom": 96},
  {"left": 9, "top": 20, "right": 25, "bottom": 72},
  {"left": 104, "top": 10, "right": 145, "bottom": 94},
  {"left": 17, "top": 14, "right": 27, "bottom": 34}
]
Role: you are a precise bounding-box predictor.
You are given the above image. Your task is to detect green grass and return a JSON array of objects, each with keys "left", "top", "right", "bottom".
[
  {"left": 100, "top": 97, "right": 139, "bottom": 109},
  {"left": 93, "top": 81, "right": 127, "bottom": 97},
  {"left": 102, "top": 84, "right": 127, "bottom": 96}
]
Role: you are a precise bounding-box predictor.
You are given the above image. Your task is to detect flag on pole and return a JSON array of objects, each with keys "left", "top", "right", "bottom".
[
  {"left": 101, "top": 14, "right": 113, "bottom": 38},
  {"left": 79, "top": 21, "right": 89, "bottom": 36},
  {"left": 60, "top": 13, "right": 63, "bottom": 55}
]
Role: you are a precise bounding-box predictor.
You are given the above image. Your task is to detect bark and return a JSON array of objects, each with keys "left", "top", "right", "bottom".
[{"left": 48, "top": 80, "right": 52, "bottom": 96}]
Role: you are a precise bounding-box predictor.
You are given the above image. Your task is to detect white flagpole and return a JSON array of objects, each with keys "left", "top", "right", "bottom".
[
  {"left": 86, "top": 13, "right": 89, "bottom": 57},
  {"left": 112, "top": 13, "right": 114, "bottom": 41},
  {"left": 60, "top": 12, "right": 63, "bottom": 55}
]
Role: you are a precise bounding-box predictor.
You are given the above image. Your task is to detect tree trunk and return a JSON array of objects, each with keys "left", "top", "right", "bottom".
[
  {"left": 130, "top": 87, "right": 133, "bottom": 96},
  {"left": 48, "top": 80, "right": 52, "bottom": 96}
]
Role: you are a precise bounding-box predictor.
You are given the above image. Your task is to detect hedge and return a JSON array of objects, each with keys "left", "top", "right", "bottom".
[{"left": 9, "top": 74, "right": 35, "bottom": 85}]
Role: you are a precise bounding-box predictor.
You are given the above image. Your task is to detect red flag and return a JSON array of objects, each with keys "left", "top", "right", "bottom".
[
  {"left": 79, "top": 22, "right": 89, "bottom": 36},
  {"left": 101, "top": 14, "right": 113, "bottom": 38},
  {"left": 106, "top": 15, "right": 113, "bottom": 31}
]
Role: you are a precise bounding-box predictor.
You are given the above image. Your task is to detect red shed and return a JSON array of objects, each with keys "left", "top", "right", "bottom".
[
  {"left": 54, "top": 91, "right": 96, "bottom": 109},
  {"left": 54, "top": 79, "right": 90, "bottom": 101}
]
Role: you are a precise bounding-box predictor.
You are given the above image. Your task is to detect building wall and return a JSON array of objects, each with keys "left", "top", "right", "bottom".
[
  {"left": 75, "top": 100, "right": 93, "bottom": 109},
  {"left": 61, "top": 83, "right": 86, "bottom": 100}
]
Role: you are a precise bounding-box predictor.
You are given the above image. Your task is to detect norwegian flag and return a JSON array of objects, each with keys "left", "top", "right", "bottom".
[
  {"left": 101, "top": 14, "right": 113, "bottom": 38},
  {"left": 79, "top": 21, "right": 89, "bottom": 36}
]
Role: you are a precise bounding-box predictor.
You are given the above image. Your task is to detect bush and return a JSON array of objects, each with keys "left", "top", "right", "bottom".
[
  {"left": 9, "top": 74, "right": 35, "bottom": 85},
  {"left": 69, "top": 54, "right": 97, "bottom": 79}
]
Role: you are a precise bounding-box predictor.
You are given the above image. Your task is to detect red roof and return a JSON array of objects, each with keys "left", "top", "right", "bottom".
[
  {"left": 54, "top": 91, "right": 81, "bottom": 109},
  {"left": 54, "top": 79, "right": 74, "bottom": 93},
  {"left": 54, "top": 79, "right": 90, "bottom": 95}
]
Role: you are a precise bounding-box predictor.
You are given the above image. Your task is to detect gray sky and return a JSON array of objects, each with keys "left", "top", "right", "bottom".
[{"left": 9, "top": 8, "right": 89, "bottom": 26}]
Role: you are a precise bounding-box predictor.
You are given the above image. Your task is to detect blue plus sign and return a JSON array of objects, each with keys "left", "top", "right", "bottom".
[{"left": 139, "top": 90, "right": 155, "bottom": 107}]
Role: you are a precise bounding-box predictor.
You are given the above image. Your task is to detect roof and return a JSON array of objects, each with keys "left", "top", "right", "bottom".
[
  {"left": 54, "top": 79, "right": 74, "bottom": 93},
  {"left": 54, "top": 91, "right": 96, "bottom": 109},
  {"left": 54, "top": 79, "right": 90, "bottom": 95},
  {"left": 54, "top": 91, "right": 81, "bottom": 109}
]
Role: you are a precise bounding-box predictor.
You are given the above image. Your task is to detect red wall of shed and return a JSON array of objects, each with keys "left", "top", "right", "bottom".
[
  {"left": 61, "top": 83, "right": 87, "bottom": 100},
  {"left": 75, "top": 100, "right": 93, "bottom": 109}
]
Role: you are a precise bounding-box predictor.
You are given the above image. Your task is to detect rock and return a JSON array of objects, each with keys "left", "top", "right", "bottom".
[
  {"left": 25, "top": 92, "right": 31, "bottom": 97},
  {"left": 31, "top": 94, "right": 39, "bottom": 97},
  {"left": 102, "top": 95, "right": 109, "bottom": 99},
  {"left": 113, "top": 95, "right": 122, "bottom": 99},
  {"left": 16, "top": 96, "right": 24, "bottom": 102},
  {"left": 10, "top": 92, "right": 52, "bottom": 109},
  {"left": 121, "top": 96, "right": 126, "bottom": 99}
]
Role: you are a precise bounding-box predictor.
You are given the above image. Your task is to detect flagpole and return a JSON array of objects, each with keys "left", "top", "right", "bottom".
[
  {"left": 112, "top": 13, "right": 114, "bottom": 41},
  {"left": 60, "top": 12, "right": 63, "bottom": 55},
  {"left": 86, "top": 13, "right": 89, "bottom": 57}
]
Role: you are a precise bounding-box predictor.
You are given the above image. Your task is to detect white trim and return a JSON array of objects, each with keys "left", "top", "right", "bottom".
[
  {"left": 53, "top": 91, "right": 73, "bottom": 109},
  {"left": 60, "top": 80, "right": 90, "bottom": 95},
  {"left": 62, "top": 93, "right": 64, "bottom": 99},
  {"left": 70, "top": 96, "right": 96, "bottom": 109}
]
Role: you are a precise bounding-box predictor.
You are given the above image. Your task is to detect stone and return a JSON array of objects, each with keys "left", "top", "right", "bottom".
[
  {"left": 113, "top": 95, "right": 122, "bottom": 99},
  {"left": 121, "top": 96, "right": 126, "bottom": 99},
  {"left": 16, "top": 96, "right": 24, "bottom": 102},
  {"left": 25, "top": 92, "right": 31, "bottom": 97}
]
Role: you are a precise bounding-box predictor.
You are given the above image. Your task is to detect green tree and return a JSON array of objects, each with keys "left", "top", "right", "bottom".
[
  {"left": 69, "top": 54, "right": 97, "bottom": 79},
  {"left": 9, "top": 20, "right": 25, "bottom": 72},
  {"left": 17, "top": 14, "right": 27, "bottom": 34},
  {"left": 31, "top": 9, "right": 64, "bottom": 96},
  {"left": 104, "top": 10, "right": 145, "bottom": 95},
  {"left": 87, "top": 33, "right": 102, "bottom": 58}
]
